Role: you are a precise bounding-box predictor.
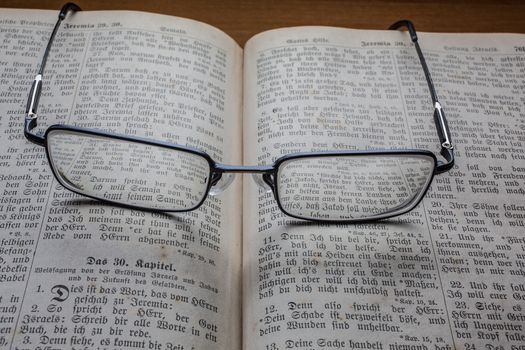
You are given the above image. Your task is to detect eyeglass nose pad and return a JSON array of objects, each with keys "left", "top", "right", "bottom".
[
  {"left": 252, "top": 174, "right": 273, "bottom": 193},
  {"left": 209, "top": 172, "right": 236, "bottom": 196}
]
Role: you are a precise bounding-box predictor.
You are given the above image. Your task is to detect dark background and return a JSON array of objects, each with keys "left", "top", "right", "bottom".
[{"left": 1, "top": 0, "right": 524, "bottom": 45}]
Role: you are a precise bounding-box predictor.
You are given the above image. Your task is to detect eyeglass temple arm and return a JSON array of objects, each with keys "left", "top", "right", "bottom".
[
  {"left": 24, "top": 11, "right": 455, "bottom": 174},
  {"left": 24, "top": 2, "right": 81, "bottom": 146},
  {"left": 389, "top": 20, "right": 454, "bottom": 174}
]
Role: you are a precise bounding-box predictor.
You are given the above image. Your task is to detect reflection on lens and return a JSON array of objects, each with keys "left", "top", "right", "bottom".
[
  {"left": 276, "top": 154, "right": 435, "bottom": 221},
  {"left": 47, "top": 129, "right": 211, "bottom": 211}
]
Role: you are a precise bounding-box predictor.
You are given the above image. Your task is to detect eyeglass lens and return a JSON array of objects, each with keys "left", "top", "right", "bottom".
[
  {"left": 46, "top": 129, "right": 211, "bottom": 211},
  {"left": 276, "top": 154, "right": 435, "bottom": 221}
]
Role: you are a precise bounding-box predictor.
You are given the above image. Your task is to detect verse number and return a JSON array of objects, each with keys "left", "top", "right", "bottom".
[
  {"left": 449, "top": 281, "right": 463, "bottom": 288},
  {"left": 265, "top": 305, "right": 276, "bottom": 314},
  {"left": 455, "top": 301, "right": 467, "bottom": 309}
]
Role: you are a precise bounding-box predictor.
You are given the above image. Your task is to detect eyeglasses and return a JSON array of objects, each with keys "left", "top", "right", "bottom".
[{"left": 24, "top": 3, "right": 454, "bottom": 223}]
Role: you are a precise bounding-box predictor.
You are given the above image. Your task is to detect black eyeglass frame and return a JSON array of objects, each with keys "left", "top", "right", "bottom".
[{"left": 24, "top": 3, "right": 455, "bottom": 223}]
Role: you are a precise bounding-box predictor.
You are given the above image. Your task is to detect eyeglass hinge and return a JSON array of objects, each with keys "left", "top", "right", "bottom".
[
  {"left": 434, "top": 101, "right": 453, "bottom": 150},
  {"left": 26, "top": 74, "right": 42, "bottom": 120},
  {"left": 26, "top": 112, "right": 38, "bottom": 120}
]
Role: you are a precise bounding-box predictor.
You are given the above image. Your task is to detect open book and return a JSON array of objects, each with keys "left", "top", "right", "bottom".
[{"left": 1, "top": 7, "right": 524, "bottom": 350}]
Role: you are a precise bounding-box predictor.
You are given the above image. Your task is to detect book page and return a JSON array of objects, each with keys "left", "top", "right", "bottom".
[
  {"left": 0, "top": 9, "right": 242, "bottom": 350},
  {"left": 243, "top": 27, "right": 525, "bottom": 350}
]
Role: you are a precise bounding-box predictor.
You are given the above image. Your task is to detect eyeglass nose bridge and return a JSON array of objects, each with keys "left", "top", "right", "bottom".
[{"left": 209, "top": 164, "right": 275, "bottom": 196}]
